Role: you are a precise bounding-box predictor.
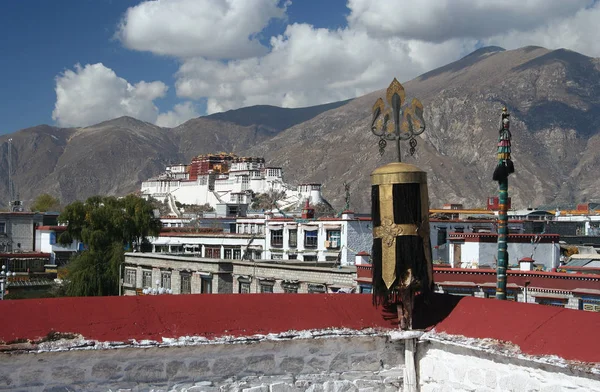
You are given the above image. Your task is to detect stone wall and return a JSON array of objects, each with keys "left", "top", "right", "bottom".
[
  {"left": 0, "top": 335, "right": 405, "bottom": 392},
  {"left": 1, "top": 333, "right": 599, "bottom": 391}
]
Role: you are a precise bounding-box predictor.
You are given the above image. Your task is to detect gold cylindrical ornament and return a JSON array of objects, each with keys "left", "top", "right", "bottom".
[{"left": 371, "top": 162, "right": 433, "bottom": 306}]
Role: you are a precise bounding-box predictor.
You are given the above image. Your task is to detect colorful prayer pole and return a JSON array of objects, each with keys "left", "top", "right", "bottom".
[{"left": 492, "top": 108, "right": 514, "bottom": 300}]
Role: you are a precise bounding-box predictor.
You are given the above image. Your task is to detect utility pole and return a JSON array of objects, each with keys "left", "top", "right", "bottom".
[
  {"left": 7, "top": 138, "right": 13, "bottom": 208},
  {"left": 493, "top": 108, "right": 515, "bottom": 300},
  {"left": 6, "top": 138, "right": 22, "bottom": 212}
]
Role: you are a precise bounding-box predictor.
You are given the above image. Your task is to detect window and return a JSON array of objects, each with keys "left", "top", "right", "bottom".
[
  {"left": 437, "top": 228, "right": 447, "bottom": 246},
  {"left": 239, "top": 282, "right": 251, "bottom": 293},
  {"left": 0, "top": 222, "right": 5, "bottom": 233},
  {"left": 288, "top": 254, "right": 297, "bottom": 260},
  {"left": 272, "top": 253, "right": 283, "bottom": 260},
  {"left": 224, "top": 248, "right": 233, "bottom": 259},
  {"left": 271, "top": 229, "right": 283, "bottom": 247},
  {"left": 161, "top": 272, "right": 171, "bottom": 290},
  {"left": 253, "top": 250, "right": 262, "bottom": 259},
  {"left": 308, "top": 284, "right": 326, "bottom": 293},
  {"left": 124, "top": 268, "right": 137, "bottom": 286},
  {"left": 326, "top": 230, "right": 341, "bottom": 248},
  {"left": 201, "top": 277, "right": 212, "bottom": 294},
  {"left": 304, "top": 231, "right": 318, "bottom": 248},
  {"left": 238, "top": 276, "right": 252, "bottom": 293},
  {"left": 282, "top": 281, "right": 299, "bottom": 293},
  {"left": 205, "top": 246, "right": 220, "bottom": 258},
  {"left": 142, "top": 270, "right": 153, "bottom": 288},
  {"left": 359, "top": 285, "right": 372, "bottom": 294},
  {"left": 304, "top": 255, "right": 317, "bottom": 262},
  {"left": 233, "top": 248, "right": 241, "bottom": 259},
  {"left": 260, "top": 282, "right": 274, "bottom": 293},
  {"left": 288, "top": 229, "right": 297, "bottom": 247},
  {"left": 180, "top": 273, "right": 191, "bottom": 294}
]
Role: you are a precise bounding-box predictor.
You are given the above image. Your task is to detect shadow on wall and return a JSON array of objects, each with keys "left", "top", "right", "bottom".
[{"left": 378, "top": 293, "right": 464, "bottom": 331}]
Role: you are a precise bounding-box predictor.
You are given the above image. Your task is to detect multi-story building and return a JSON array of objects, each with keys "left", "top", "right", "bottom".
[
  {"left": 140, "top": 153, "right": 329, "bottom": 211},
  {"left": 122, "top": 252, "right": 358, "bottom": 296},
  {"left": 0, "top": 212, "right": 47, "bottom": 253},
  {"left": 150, "top": 207, "right": 372, "bottom": 267}
]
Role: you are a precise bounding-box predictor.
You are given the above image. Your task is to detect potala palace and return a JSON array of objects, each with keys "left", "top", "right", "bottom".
[{"left": 140, "top": 153, "right": 329, "bottom": 214}]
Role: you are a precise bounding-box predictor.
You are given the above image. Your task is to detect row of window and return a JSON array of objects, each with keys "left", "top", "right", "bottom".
[
  {"left": 236, "top": 224, "right": 265, "bottom": 234},
  {"left": 155, "top": 245, "right": 262, "bottom": 260},
  {"left": 238, "top": 280, "right": 326, "bottom": 294},
  {"left": 125, "top": 268, "right": 212, "bottom": 294},
  {"left": 270, "top": 229, "right": 341, "bottom": 249}
]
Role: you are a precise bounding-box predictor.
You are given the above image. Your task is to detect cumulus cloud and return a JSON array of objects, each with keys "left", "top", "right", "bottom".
[
  {"left": 175, "top": 24, "right": 467, "bottom": 113},
  {"left": 156, "top": 102, "right": 200, "bottom": 127},
  {"left": 117, "top": 0, "right": 288, "bottom": 59},
  {"left": 52, "top": 63, "right": 168, "bottom": 127},
  {"left": 346, "top": 0, "right": 592, "bottom": 42},
  {"left": 60, "top": 0, "right": 600, "bottom": 126},
  {"left": 149, "top": 0, "right": 599, "bottom": 115},
  {"left": 52, "top": 63, "right": 196, "bottom": 128},
  {"left": 486, "top": 2, "right": 600, "bottom": 56}
]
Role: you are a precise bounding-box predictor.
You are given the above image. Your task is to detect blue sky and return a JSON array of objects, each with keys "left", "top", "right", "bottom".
[
  {"left": 1, "top": 0, "right": 599, "bottom": 134},
  {"left": 0, "top": 0, "right": 347, "bottom": 133}
]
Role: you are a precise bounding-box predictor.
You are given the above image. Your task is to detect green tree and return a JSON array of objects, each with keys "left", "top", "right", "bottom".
[
  {"left": 58, "top": 195, "right": 161, "bottom": 296},
  {"left": 31, "top": 193, "right": 61, "bottom": 212}
]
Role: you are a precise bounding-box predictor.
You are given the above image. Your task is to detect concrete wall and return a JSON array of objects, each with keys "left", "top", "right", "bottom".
[
  {"left": 0, "top": 335, "right": 405, "bottom": 392},
  {"left": 418, "top": 339, "right": 600, "bottom": 392},
  {"left": 454, "top": 242, "right": 560, "bottom": 269}
]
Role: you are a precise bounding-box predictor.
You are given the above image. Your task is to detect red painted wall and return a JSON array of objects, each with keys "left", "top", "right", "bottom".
[{"left": 0, "top": 294, "right": 598, "bottom": 364}]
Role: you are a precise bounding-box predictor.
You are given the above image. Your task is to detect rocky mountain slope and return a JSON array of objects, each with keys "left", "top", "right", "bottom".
[
  {"left": 0, "top": 101, "right": 344, "bottom": 207},
  {"left": 2, "top": 46, "right": 600, "bottom": 212},
  {"left": 248, "top": 46, "right": 600, "bottom": 212}
]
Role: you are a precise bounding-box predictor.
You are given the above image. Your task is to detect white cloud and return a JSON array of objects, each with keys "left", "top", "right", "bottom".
[
  {"left": 61, "top": 0, "right": 600, "bottom": 126},
  {"left": 156, "top": 102, "right": 200, "bottom": 127},
  {"left": 52, "top": 63, "right": 196, "bottom": 128},
  {"left": 346, "top": 0, "right": 592, "bottom": 42},
  {"left": 486, "top": 2, "right": 600, "bottom": 56},
  {"left": 175, "top": 24, "right": 468, "bottom": 114},
  {"left": 52, "top": 63, "right": 168, "bottom": 127},
  {"left": 117, "top": 0, "right": 288, "bottom": 59}
]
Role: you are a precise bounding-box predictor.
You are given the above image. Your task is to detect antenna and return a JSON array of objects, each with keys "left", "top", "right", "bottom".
[
  {"left": 7, "top": 138, "right": 23, "bottom": 212},
  {"left": 7, "top": 138, "right": 13, "bottom": 204}
]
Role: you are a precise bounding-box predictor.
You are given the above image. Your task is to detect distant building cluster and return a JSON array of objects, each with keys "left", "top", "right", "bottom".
[
  {"left": 2, "top": 153, "right": 600, "bottom": 312},
  {"left": 140, "top": 153, "right": 328, "bottom": 213}
]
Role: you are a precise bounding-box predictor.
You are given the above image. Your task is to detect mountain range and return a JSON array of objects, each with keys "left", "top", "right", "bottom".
[{"left": 2, "top": 46, "right": 600, "bottom": 213}]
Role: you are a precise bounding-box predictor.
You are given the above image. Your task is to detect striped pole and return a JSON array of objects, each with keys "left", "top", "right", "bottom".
[
  {"left": 493, "top": 107, "right": 514, "bottom": 300},
  {"left": 496, "top": 179, "right": 508, "bottom": 300}
]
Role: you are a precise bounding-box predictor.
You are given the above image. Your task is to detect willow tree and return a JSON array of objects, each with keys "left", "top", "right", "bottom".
[{"left": 58, "top": 195, "right": 161, "bottom": 296}]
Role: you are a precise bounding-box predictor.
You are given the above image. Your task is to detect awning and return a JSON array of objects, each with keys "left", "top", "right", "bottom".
[
  {"left": 323, "top": 224, "right": 342, "bottom": 229},
  {"left": 268, "top": 225, "right": 284, "bottom": 230},
  {"left": 302, "top": 226, "right": 319, "bottom": 232}
]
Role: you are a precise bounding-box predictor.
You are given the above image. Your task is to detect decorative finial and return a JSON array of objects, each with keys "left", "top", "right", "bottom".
[{"left": 370, "top": 78, "right": 426, "bottom": 162}]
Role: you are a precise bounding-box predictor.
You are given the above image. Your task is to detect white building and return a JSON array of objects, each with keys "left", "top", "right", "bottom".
[
  {"left": 148, "top": 211, "right": 372, "bottom": 267},
  {"left": 140, "top": 154, "right": 329, "bottom": 211},
  {"left": 34, "top": 225, "right": 82, "bottom": 266},
  {"left": 262, "top": 211, "right": 371, "bottom": 266},
  {"left": 447, "top": 232, "right": 561, "bottom": 270}
]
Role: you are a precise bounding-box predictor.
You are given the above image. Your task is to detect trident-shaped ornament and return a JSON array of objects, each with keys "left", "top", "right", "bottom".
[{"left": 370, "top": 78, "right": 426, "bottom": 162}]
